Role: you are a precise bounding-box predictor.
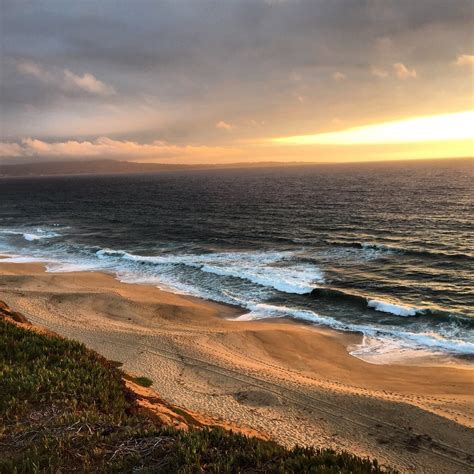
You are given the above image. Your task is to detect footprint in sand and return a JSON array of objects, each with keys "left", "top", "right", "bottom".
[{"left": 233, "top": 390, "right": 282, "bottom": 407}]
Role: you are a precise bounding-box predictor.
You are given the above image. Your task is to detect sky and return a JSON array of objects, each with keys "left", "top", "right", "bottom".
[{"left": 1, "top": 0, "right": 473, "bottom": 164}]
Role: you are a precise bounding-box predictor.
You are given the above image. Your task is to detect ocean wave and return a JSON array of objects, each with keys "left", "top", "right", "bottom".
[
  {"left": 367, "top": 299, "right": 417, "bottom": 317},
  {"left": 18, "top": 243, "right": 471, "bottom": 356},
  {"left": 199, "top": 264, "right": 321, "bottom": 294},
  {"left": 325, "top": 239, "right": 398, "bottom": 254},
  {"left": 1, "top": 244, "right": 472, "bottom": 359},
  {"left": 324, "top": 239, "right": 473, "bottom": 261},
  {"left": 23, "top": 231, "right": 60, "bottom": 241},
  {"left": 96, "top": 248, "right": 324, "bottom": 295},
  {"left": 235, "top": 303, "right": 474, "bottom": 356},
  {"left": 236, "top": 303, "right": 339, "bottom": 326},
  {"left": 0, "top": 228, "right": 61, "bottom": 242},
  {"left": 310, "top": 287, "right": 368, "bottom": 307},
  {"left": 309, "top": 287, "right": 469, "bottom": 321}
]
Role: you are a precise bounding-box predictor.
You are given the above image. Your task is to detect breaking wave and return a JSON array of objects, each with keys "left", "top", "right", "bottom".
[
  {"left": 367, "top": 299, "right": 417, "bottom": 317},
  {"left": 0, "top": 228, "right": 60, "bottom": 242},
  {"left": 309, "top": 287, "right": 466, "bottom": 321},
  {"left": 96, "top": 248, "right": 324, "bottom": 295},
  {"left": 236, "top": 303, "right": 474, "bottom": 357},
  {"left": 1, "top": 233, "right": 472, "bottom": 361}
]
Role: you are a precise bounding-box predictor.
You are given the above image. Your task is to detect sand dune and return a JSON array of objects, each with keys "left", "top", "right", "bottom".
[{"left": 0, "top": 261, "right": 473, "bottom": 473}]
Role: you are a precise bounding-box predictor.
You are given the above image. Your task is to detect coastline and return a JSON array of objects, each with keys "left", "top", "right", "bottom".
[{"left": 1, "top": 260, "right": 473, "bottom": 472}]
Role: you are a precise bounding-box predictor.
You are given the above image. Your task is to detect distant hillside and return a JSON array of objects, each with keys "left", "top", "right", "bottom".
[
  {"left": 0, "top": 159, "right": 315, "bottom": 177},
  {"left": 0, "top": 159, "right": 194, "bottom": 177}
]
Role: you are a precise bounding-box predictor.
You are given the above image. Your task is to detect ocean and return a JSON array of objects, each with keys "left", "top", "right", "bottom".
[{"left": 1, "top": 159, "right": 473, "bottom": 363}]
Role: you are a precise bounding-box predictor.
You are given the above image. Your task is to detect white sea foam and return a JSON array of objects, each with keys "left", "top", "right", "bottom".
[
  {"left": 96, "top": 248, "right": 128, "bottom": 258},
  {"left": 357, "top": 322, "right": 473, "bottom": 356},
  {"left": 367, "top": 299, "right": 417, "bottom": 317},
  {"left": 235, "top": 302, "right": 474, "bottom": 358},
  {"left": 0, "top": 228, "right": 60, "bottom": 242},
  {"left": 41, "top": 248, "right": 474, "bottom": 358},
  {"left": 348, "top": 335, "right": 434, "bottom": 365},
  {"left": 23, "top": 233, "right": 54, "bottom": 241},
  {"left": 116, "top": 269, "right": 220, "bottom": 301},
  {"left": 96, "top": 248, "right": 323, "bottom": 295},
  {"left": 0, "top": 255, "right": 49, "bottom": 264},
  {"left": 349, "top": 330, "right": 474, "bottom": 364},
  {"left": 235, "top": 303, "right": 338, "bottom": 326},
  {"left": 200, "top": 264, "right": 320, "bottom": 294},
  {"left": 45, "top": 262, "right": 102, "bottom": 273},
  {"left": 2, "top": 240, "right": 472, "bottom": 362}
]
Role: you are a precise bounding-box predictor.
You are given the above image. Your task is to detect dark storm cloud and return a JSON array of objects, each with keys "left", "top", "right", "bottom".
[{"left": 1, "top": 0, "right": 473, "bottom": 145}]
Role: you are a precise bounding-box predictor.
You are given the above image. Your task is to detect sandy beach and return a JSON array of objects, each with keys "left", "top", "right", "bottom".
[{"left": 0, "top": 260, "right": 473, "bottom": 473}]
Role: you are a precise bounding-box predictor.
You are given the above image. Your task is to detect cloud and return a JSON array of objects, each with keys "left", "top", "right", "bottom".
[
  {"left": 216, "top": 120, "right": 234, "bottom": 130},
  {"left": 332, "top": 71, "right": 346, "bottom": 81},
  {"left": 0, "top": 142, "right": 24, "bottom": 157},
  {"left": 16, "top": 60, "right": 51, "bottom": 81},
  {"left": 0, "top": 137, "right": 235, "bottom": 162},
  {"left": 2, "top": 1, "right": 473, "bottom": 150},
  {"left": 370, "top": 66, "right": 389, "bottom": 78},
  {"left": 393, "top": 62, "right": 417, "bottom": 79},
  {"left": 16, "top": 61, "right": 115, "bottom": 96},
  {"left": 455, "top": 54, "right": 474, "bottom": 66},
  {"left": 63, "top": 70, "right": 115, "bottom": 95}
]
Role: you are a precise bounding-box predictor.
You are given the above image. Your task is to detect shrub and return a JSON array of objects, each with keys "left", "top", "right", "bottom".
[{"left": 0, "top": 318, "right": 388, "bottom": 473}]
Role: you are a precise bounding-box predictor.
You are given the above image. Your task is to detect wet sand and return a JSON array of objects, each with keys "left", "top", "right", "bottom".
[{"left": 0, "top": 260, "right": 473, "bottom": 472}]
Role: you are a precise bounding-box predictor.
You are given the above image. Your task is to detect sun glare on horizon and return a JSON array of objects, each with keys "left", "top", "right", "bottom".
[{"left": 272, "top": 111, "right": 474, "bottom": 147}]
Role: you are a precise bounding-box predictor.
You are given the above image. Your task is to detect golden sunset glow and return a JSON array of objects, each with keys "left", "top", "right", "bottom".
[
  {"left": 1, "top": 1, "right": 474, "bottom": 166},
  {"left": 272, "top": 111, "right": 474, "bottom": 146}
]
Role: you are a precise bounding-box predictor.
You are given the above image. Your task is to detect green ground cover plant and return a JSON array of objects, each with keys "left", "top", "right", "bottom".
[{"left": 0, "top": 317, "right": 387, "bottom": 473}]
